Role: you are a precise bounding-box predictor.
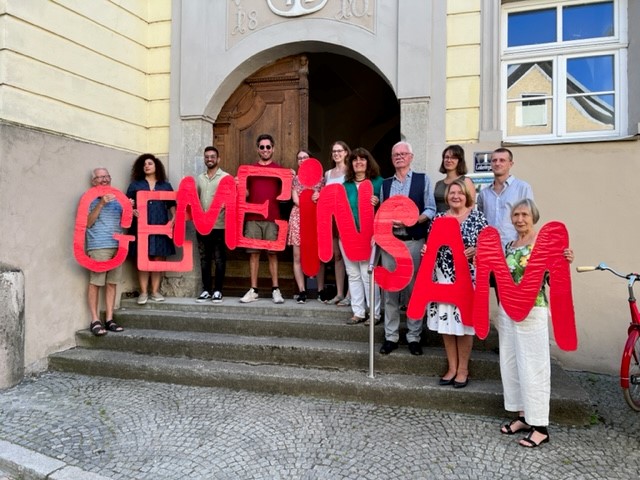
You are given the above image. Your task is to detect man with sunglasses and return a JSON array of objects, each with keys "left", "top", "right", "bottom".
[{"left": 240, "top": 134, "right": 286, "bottom": 304}]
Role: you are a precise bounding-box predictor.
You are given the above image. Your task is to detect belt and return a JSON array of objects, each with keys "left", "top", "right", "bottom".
[{"left": 394, "top": 234, "right": 414, "bottom": 241}]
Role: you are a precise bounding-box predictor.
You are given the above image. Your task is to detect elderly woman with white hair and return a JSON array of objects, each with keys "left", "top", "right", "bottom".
[{"left": 498, "top": 198, "right": 574, "bottom": 448}]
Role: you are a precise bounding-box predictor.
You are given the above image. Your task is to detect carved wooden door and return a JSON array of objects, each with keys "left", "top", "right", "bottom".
[{"left": 213, "top": 55, "right": 309, "bottom": 174}]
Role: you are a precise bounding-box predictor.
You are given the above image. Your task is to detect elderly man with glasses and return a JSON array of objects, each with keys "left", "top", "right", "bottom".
[
  {"left": 378, "top": 141, "right": 436, "bottom": 355},
  {"left": 85, "top": 167, "right": 125, "bottom": 336},
  {"left": 240, "top": 133, "right": 287, "bottom": 304}
]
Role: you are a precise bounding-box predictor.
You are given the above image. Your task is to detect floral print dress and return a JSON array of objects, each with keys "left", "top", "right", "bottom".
[
  {"left": 426, "top": 209, "right": 488, "bottom": 336},
  {"left": 505, "top": 242, "right": 548, "bottom": 307}
]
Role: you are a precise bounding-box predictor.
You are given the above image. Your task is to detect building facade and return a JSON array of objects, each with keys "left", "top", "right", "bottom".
[{"left": 0, "top": 0, "right": 638, "bottom": 375}]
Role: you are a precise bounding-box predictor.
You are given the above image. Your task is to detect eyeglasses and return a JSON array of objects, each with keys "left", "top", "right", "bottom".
[
  {"left": 259, "top": 145, "right": 273, "bottom": 150},
  {"left": 443, "top": 155, "right": 458, "bottom": 160},
  {"left": 94, "top": 175, "right": 111, "bottom": 181},
  {"left": 332, "top": 149, "right": 345, "bottom": 154},
  {"left": 204, "top": 154, "right": 217, "bottom": 159},
  {"left": 392, "top": 152, "right": 412, "bottom": 158},
  {"left": 297, "top": 155, "right": 309, "bottom": 161}
]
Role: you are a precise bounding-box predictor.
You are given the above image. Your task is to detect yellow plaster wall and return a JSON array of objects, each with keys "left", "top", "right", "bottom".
[
  {"left": 0, "top": 0, "right": 171, "bottom": 154},
  {"left": 446, "top": 1, "right": 481, "bottom": 143}
]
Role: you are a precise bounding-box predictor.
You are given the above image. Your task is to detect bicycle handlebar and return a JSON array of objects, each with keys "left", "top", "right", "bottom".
[{"left": 576, "top": 266, "right": 598, "bottom": 273}]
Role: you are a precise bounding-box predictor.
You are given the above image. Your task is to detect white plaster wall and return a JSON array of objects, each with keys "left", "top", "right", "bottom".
[{"left": 0, "top": 123, "right": 138, "bottom": 372}]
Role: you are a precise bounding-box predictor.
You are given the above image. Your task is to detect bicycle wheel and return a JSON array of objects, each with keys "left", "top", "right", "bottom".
[{"left": 622, "top": 329, "right": 640, "bottom": 412}]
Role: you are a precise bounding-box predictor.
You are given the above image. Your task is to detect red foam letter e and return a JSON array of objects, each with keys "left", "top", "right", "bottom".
[
  {"left": 136, "top": 190, "right": 192, "bottom": 272},
  {"left": 73, "top": 186, "right": 134, "bottom": 272}
]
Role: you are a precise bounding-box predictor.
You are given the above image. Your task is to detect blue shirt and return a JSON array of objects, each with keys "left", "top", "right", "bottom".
[
  {"left": 86, "top": 198, "right": 123, "bottom": 250},
  {"left": 477, "top": 175, "right": 534, "bottom": 246}
]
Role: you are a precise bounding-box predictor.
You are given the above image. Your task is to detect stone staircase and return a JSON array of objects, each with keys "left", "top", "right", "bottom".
[{"left": 48, "top": 298, "right": 593, "bottom": 425}]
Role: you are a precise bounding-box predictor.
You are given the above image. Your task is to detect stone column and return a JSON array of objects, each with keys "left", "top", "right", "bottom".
[
  {"left": 0, "top": 264, "right": 25, "bottom": 389},
  {"left": 163, "top": 118, "right": 215, "bottom": 298}
]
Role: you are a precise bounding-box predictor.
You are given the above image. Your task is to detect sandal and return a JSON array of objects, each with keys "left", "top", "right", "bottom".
[
  {"left": 90, "top": 321, "right": 107, "bottom": 337},
  {"left": 501, "top": 416, "right": 531, "bottom": 435},
  {"left": 519, "top": 426, "right": 550, "bottom": 448},
  {"left": 105, "top": 319, "right": 124, "bottom": 332},
  {"left": 346, "top": 315, "right": 366, "bottom": 325}
]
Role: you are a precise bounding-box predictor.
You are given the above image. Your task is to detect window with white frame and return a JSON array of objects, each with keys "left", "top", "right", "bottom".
[{"left": 501, "top": 0, "right": 627, "bottom": 141}]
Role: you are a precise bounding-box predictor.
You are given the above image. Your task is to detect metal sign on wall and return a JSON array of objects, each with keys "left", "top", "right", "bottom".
[{"left": 473, "top": 151, "right": 493, "bottom": 173}]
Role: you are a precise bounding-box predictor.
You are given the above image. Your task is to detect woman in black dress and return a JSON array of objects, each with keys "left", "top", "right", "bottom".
[{"left": 126, "top": 154, "right": 176, "bottom": 305}]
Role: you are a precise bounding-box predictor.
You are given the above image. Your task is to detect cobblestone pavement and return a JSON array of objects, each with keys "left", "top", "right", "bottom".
[{"left": 0, "top": 371, "right": 639, "bottom": 479}]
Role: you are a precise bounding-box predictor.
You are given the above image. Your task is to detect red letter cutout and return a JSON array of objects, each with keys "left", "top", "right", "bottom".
[
  {"left": 406, "top": 216, "right": 475, "bottom": 325},
  {"left": 235, "top": 165, "right": 292, "bottom": 251},
  {"left": 473, "top": 222, "right": 577, "bottom": 350},
  {"left": 373, "top": 196, "right": 418, "bottom": 292},
  {"left": 298, "top": 158, "right": 323, "bottom": 276},
  {"left": 73, "top": 186, "right": 134, "bottom": 272},
  {"left": 317, "top": 181, "right": 375, "bottom": 263},
  {"left": 173, "top": 175, "right": 238, "bottom": 249},
  {"left": 136, "top": 190, "right": 192, "bottom": 272}
]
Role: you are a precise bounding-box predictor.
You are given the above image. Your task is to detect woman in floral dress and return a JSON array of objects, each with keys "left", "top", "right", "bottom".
[{"left": 425, "top": 178, "right": 488, "bottom": 388}]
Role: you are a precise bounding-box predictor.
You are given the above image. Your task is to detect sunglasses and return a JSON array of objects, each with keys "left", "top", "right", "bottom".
[{"left": 259, "top": 145, "right": 273, "bottom": 150}]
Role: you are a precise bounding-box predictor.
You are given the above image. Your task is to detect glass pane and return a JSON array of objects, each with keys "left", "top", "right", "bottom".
[
  {"left": 563, "top": 2, "right": 614, "bottom": 41},
  {"left": 508, "top": 8, "right": 556, "bottom": 47},
  {"left": 566, "top": 95, "right": 614, "bottom": 133},
  {"left": 507, "top": 99, "right": 553, "bottom": 136},
  {"left": 507, "top": 61, "right": 553, "bottom": 100},
  {"left": 567, "top": 56, "right": 614, "bottom": 94}
]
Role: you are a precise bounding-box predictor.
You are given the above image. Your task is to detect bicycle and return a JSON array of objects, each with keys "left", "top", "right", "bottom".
[{"left": 577, "top": 263, "right": 640, "bottom": 411}]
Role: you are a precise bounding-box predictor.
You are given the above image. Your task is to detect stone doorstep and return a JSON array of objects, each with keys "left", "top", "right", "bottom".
[{"left": 48, "top": 348, "right": 592, "bottom": 426}]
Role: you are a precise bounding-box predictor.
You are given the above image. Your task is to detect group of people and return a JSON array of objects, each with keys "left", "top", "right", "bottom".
[{"left": 84, "top": 136, "right": 574, "bottom": 448}]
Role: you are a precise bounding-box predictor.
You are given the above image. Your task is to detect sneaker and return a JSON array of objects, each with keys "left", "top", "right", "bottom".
[
  {"left": 328, "top": 295, "right": 344, "bottom": 305},
  {"left": 211, "top": 291, "right": 223, "bottom": 303},
  {"left": 336, "top": 296, "right": 351, "bottom": 307},
  {"left": 137, "top": 293, "right": 148, "bottom": 305},
  {"left": 272, "top": 288, "right": 284, "bottom": 304},
  {"left": 317, "top": 290, "right": 326, "bottom": 303},
  {"left": 150, "top": 293, "right": 165, "bottom": 302},
  {"left": 296, "top": 291, "right": 307, "bottom": 304},
  {"left": 240, "top": 288, "right": 259, "bottom": 303},
  {"left": 196, "top": 291, "right": 211, "bottom": 303}
]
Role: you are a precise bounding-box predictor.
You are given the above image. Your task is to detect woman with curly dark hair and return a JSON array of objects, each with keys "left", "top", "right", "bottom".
[{"left": 126, "top": 153, "right": 175, "bottom": 304}]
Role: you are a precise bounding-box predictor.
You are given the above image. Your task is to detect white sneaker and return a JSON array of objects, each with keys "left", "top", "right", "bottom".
[
  {"left": 137, "top": 293, "right": 148, "bottom": 305},
  {"left": 240, "top": 288, "right": 259, "bottom": 303},
  {"left": 150, "top": 293, "right": 165, "bottom": 302},
  {"left": 211, "top": 291, "right": 223, "bottom": 303},
  {"left": 196, "top": 291, "right": 211, "bottom": 303},
  {"left": 272, "top": 288, "right": 284, "bottom": 304}
]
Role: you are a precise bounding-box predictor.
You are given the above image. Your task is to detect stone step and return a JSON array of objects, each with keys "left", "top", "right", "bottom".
[
  {"left": 115, "top": 297, "right": 500, "bottom": 351},
  {"left": 48, "top": 348, "right": 591, "bottom": 425},
  {"left": 73, "top": 328, "right": 503, "bottom": 379}
]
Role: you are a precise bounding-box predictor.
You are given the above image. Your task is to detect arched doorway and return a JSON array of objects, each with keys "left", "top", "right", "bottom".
[{"left": 212, "top": 52, "right": 400, "bottom": 297}]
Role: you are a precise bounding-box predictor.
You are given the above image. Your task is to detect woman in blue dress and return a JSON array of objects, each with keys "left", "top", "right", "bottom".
[{"left": 126, "top": 154, "right": 176, "bottom": 305}]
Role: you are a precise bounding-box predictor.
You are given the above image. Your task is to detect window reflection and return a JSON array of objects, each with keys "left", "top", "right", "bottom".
[
  {"left": 563, "top": 2, "right": 614, "bottom": 41},
  {"left": 508, "top": 8, "right": 556, "bottom": 47}
]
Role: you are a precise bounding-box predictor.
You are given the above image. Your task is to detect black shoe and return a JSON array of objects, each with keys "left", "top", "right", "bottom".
[
  {"left": 297, "top": 291, "right": 307, "bottom": 304},
  {"left": 408, "top": 342, "right": 423, "bottom": 356},
  {"left": 439, "top": 377, "right": 455, "bottom": 386},
  {"left": 379, "top": 340, "right": 398, "bottom": 355},
  {"left": 453, "top": 378, "right": 469, "bottom": 389}
]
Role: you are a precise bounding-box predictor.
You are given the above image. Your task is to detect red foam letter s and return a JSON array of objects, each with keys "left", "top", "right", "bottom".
[
  {"left": 73, "top": 186, "right": 134, "bottom": 272},
  {"left": 373, "top": 196, "right": 419, "bottom": 292}
]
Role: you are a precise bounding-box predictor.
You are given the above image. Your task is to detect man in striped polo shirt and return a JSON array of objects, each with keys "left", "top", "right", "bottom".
[{"left": 86, "top": 167, "right": 125, "bottom": 336}]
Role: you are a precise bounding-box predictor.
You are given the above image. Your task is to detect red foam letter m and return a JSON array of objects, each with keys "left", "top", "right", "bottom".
[
  {"left": 473, "top": 222, "right": 577, "bottom": 351},
  {"left": 173, "top": 175, "right": 237, "bottom": 249}
]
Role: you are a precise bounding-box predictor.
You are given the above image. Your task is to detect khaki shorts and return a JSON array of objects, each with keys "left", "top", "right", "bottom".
[
  {"left": 88, "top": 248, "right": 123, "bottom": 286},
  {"left": 244, "top": 220, "right": 279, "bottom": 253}
]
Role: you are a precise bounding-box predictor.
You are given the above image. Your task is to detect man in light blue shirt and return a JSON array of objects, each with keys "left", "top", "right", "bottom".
[{"left": 477, "top": 148, "right": 534, "bottom": 247}]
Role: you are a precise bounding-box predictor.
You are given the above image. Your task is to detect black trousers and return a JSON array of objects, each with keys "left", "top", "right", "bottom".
[{"left": 197, "top": 229, "right": 226, "bottom": 293}]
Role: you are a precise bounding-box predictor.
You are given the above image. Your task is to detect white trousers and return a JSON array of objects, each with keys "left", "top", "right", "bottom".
[
  {"left": 340, "top": 241, "right": 380, "bottom": 319},
  {"left": 497, "top": 305, "right": 550, "bottom": 426}
]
